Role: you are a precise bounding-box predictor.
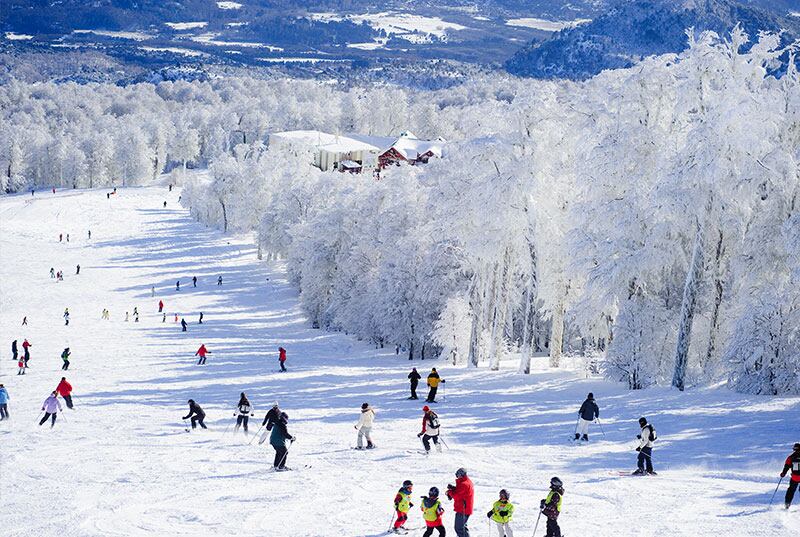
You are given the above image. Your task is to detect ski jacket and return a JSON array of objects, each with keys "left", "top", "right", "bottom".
[
  {"left": 61, "top": 349, "right": 70, "bottom": 362},
  {"left": 427, "top": 371, "right": 440, "bottom": 388},
  {"left": 356, "top": 408, "right": 375, "bottom": 429},
  {"left": 489, "top": 500, "right": 514, "bottom": 523},
  {"left": 421, "top": 498, "right": 444, "bottom": 526},
  {"left": 408, "top": 370, "right": 421, "bottom": 384},
  {"left": 394, "top": 488, "right": 412, "bottom": 513},
  {"left": 638, "top": 424, "right": 656, "bottom": 449},
  {"left": 579, "top": 398, "right": 599, "bottom": 421},
  {"left": 56, "top": 379, "right": 72, "bottom": 396},
  {"left": 269, "top": 415, "right": 293, "bottom": 448},
  {"left": 195, "top": 345, "right": 208, "bottom": 357},
  {"left": 421, "top": 411, "right": 439, "bottom": 436},
  {"left": 183, "top": 401, "right": 205, "bottom": 420},
  {"left": 42, "top": 395, "right": 62, "bottom": 414},
  {"left": 263, "top": 406, "right": 281, "bottom": 428},
  {"left": 22, "top": 340, "right": 31, "bottom": 350},
  {"left": 783, "top": 451, "right": 800, "bottom": 482},
  {"left": 279, "top": 348, "right": 286, "bottom": 362},
  {"left": 447, "top": 475, "right": 474, "bottom": 515},
  {"left": 237, "top": 402, "right": 252, "bottom": 416},
  {"left": 543, "top": 490, "right": 562, "bottom": 520},
  {"left": 11, "top": 341, "right": 17, "bottom": 353},
  {"left": 0, "top": 387, "right": 9, "bottom": 404}
]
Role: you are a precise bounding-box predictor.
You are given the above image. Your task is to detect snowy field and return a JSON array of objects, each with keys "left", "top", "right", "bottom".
[{"left": 0, "top": 184, "right": 798, "bottom": 537}]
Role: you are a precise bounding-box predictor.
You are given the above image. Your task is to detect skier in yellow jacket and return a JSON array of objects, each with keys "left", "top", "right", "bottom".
[
  {"left": 426, "top": 368, "right": 443, "bottom": 403},
  {"left": 486, "top": 489, "right": 514, "bottom": 536}
]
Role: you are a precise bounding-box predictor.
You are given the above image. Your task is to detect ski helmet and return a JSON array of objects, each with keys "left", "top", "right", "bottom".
[
  {"left": 429, "top": 487, "right": 440, "bottom": 498},
  {"left": 587, "top": 392, "right": 594, "bottom": 399},
  {"left": 794, "top": 442, "right": 800, "bottom": 451},
  {"left": 499, "top": 489, "right": 510, "bottom": 500},
  {"left": 361, "top": 402, "right": 369, "bottom": 410},
  {"left": 188, "top": 399, "right": 194, "bottom": 404},
  {"left": 638, "top": 417, "right": 647, "bottom": 426},
  {"left": 550, "top": 477, "right": 563, "bottom": 489},
  {"left": 403, "top": 480, "right": 413, "bottom": 487},
  {"left": 455, "top": 468, "right": 467, "bottom": 478},
  {"left": 272, "top": 401, "right": 279, "bottom": 408},
  {"left": 423, "top": 405, "right": 430, "bottom": 412}
]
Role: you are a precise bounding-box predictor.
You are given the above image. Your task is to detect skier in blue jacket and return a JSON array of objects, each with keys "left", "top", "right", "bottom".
[
  {"left": 0, "top": 384, "right": 9, "bottom": 420},
  {"left": 270, "top": 411, "right": 295, "bottom": 470}
]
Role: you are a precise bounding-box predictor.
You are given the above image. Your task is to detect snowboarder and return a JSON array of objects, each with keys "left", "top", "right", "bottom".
[
  {"left": 408, "top": 368, "right": 421, "bottom": 399},
  {"left": 12, "top": 339, "right": 18, "bottom": 361},
  {"left": 17, "top": 357, "right": 25, "bottom": 375},
  {"left": 574, "top": 392, "right": 599, "bottom": 441},
  {"left": 56, "top": 377, "right": 73, "bottom": 409},
  {"left": 421, "top": 487, "right": 446, "bottom": 537},
  {"left": 426, "top": 368, "right": 442, "bottom": 403},
  {"left": 181, "top": 318, "right": 188, "bottom": 332},
  {"left": 233, "top": 392, "right": 254, "bottom": 434},
  {"left": 158, "top": 300, "right": 164, "bottom": 313},
  {"left": 270, "top": 411, "right": 295, "bottom": 470},
  {"left": 217, "top": 276, "right": 223, "bottom": 286},
  {"left": 176, "top": 280, "right": 180, "bottom": 291},
  {"left": 486, "top": 489, "right": 514, "bottom": 537},
  {"left": 21, "top": 316, "right": 27, "bottom": 325},
  {"left": 195, "top": 344, "right": 210, "bottom": 365},
  {"left": 63, "top": 308, "right": 70, "bottom": 326},
  {"left": 39, "top": 391, "right": 62, "bottom": 427},
  {"left": 418, "top": 406, "right": 442, "bottom": 454},
  {"left": 50, "top": 267, "right": 55, "bottom": 278},
  {"left": 0, "top": 384, "right": 9, "bottom": 420},
  {"left": 540, "top": 477, "right": 563, "bottom": 537},
  {"left": 76, "top": 264, "right": 80, "bottom": 275},
  {"left": 192, "top": 276, "right": 197, "bottom": 287},
  {"left": 354, "top": 402, "right": 375, "bottom": 449},
  {"left": 22, "top": 339, "right": 31, "bottom": 368},
  {"left": 633, "top": 417, "right": 657, "bottom": 475},
  {"left": 183, "top": 399, "right": 207, "bottom": 429},
  {"left": 392, "top": 480, "right": 414, "bottom": 533},
  {"left": 60, "top": 347, "right": 71, "bottom": 370},
  {"left": 278, "top": 347, "right": 287, "bottom": 372},
  {"left": 781, "top": 442, "right": 800, "bottom": 509},
  {"left": 446, "top": 468, "right": 474, "bottom": 537},
  {"left": 198, "top": 312, "right": 203, "bottom": 324}
]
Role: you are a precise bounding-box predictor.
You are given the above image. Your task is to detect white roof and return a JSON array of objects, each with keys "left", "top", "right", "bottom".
[
  {"left": 270, "top": 130, "right": 444, "bottom": 159},
  {"left": 270, "top": 130, "right": 378, "bottom": 153},
  {"left": 340, "top": 160, "right": 362, "bottom": 168}
]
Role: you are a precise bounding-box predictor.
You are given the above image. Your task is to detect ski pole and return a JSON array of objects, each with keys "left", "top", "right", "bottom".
[
  {"left": 596, "top": 418, "right": 606, "bottom": 439},
  {"left": 769, "top": 476, "right": 784, "bottom": 506},
  {"left": 249, "top": 424, "right": 265, "bottom": 445},
  {"left": 183, "top": 418, "right": 191, "bottom": 432},
  {"left": 388, "top": 512, "right": 397, "bottom": 532},
  {"left": 35, "top": 411, "right": 43, "bottom": 424},
  {"left": 59, "top": 411, "right": 67, "bottom": 423},
  {"left": 442, "top": 381, "right": 446, "bottom": 403},
  {"left": 531, "top": 509, "right": 542, "bottom": 537},
  {"left": 220, "top": 420, "right": 232, "bottom": 439},
  {"left": 278, "top": 439, "right": 293, "bottom": 469},
  {"left": 439, "top": 436, "right": 450, "bottom": 450}
]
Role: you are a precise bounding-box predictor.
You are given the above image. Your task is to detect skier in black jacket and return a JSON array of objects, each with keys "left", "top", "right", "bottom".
[
  {"left": 183, "top": 399, "right": 207, "bottom": 429},
  {"left": 11, "top": 340, "right": 18, "bottom": 361},
  {"left": 781, "top": 442, "right": 800, "bottom": 509},
  {"left": 408, "top": 368, "right": 422, "bottom": 399},
  {"left": 574, "top": 392, "right": 599, "bottom": 441},
  {"left": 259, "top": 402, "right": 281, "bottom": 444}
]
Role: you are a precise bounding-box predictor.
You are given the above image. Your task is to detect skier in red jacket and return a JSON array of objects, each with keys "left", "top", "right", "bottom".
[
  {"left": 195, "top": 344, "right": 210, "bottom": 365},
  {"left": 782, "top": 442, "right": 800, "bottom": 509},
  {"left": 279, "top": 347, "right": 287, "bottom": 372},
  {"left": 56, "top": 377, "right": 74, "bottom": 409},
  {"left": 446, "top": 467, "right": 474, "bottom": 537},
  {"left": 158, "top": 300, "right": 164, "bottom": 313}
]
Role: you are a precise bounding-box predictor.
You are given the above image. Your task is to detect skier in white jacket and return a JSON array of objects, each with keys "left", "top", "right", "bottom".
[{"left": 355, "top": 403, "right": 375, "bottom": 449}]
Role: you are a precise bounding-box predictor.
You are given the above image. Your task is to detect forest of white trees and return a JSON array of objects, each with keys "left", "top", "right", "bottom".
[{"left": 3, "top": 28, "right": 799, "bottom": 394}]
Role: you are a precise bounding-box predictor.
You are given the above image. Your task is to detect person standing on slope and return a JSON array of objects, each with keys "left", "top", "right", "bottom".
[
  {"left": 76, "top": 264, "right": 80, "bottom": 275},
  {"left": 426, "top": 368, "right": 443, "bottom": 403},
  {"left": 12, "top": 339, "right": 18, "bottom": 362},
  {"left": 446, "top": 468, "right": 474, "bottom": 537},
  {"left": 408, "top": 367, "right": 421, "bottom": 399},
  {"left": 183, "top": 399, "right": 207, "bottom": 429},
  {"left": 195, "top": 344, "right": 210, "bottom": 365},
  {"left": 176, "top": 280, "right": 180, "bottom": 292},
  {"left": 217, "top": 276, "right": 223, "bottom": 286},
  {"left": 270, "top": 411, "right": 295, "bottom": 470},
  {"left": 486, "top": 489, "right": 514, "bottom": 537},
  {"left": 233, "top": 392, "right": 254, "bottom": 435},
  {"left": 192, "top": 276, "right": 197, "bottom": 287},
  {"left": 392, "top": 480, "right": 414, "bottom": 533},
  {"left": 278, "top": 347, "right": 287, "bottom": 372},
  {"left": 540, "top": 477, "right": 564, "bottom": 537},
  {"left": 22, "top": 339, "right": 31, "bottom": 368},
  {"left": 354, "top": 402, "right": 376, "bottom": 449},
  {"left": 60, "top": 347, "right": 71, "bottom": 370},
  {"left": 781, "top": 442, "right": 800, "bottom": 509},
  {"left": 50, "top": 267, "right": 55, "bottom": 278},
  {"left": 633, "top": 417, "right": 657, "bottom": 475},
  {"left": 0, "top": 384, "right": 10, "bottom": 420},
  {"left": 39, "top": 391, "right": 63, "bottom": 427},
  {"left": 574, "top": 392, "right": 599, "bottom": 441},
  {"left": 181, "top": 318, "right": 188, "bottom": 332},
  {"left": 421, "top": 487, "right": 446, "bottom": 537},
  {"left": 17, "top": 356, "right": 25, "bottom": 375},
  {"left": 418, "top": 406, "right": 442, "bottom": 454},
  {"left": 63, "top": 308, "right": 70, "bottom": 326},
  {"left": 56, "top": 377, "right": 74, "bottom": 409},
  {"left": 158, "top": 300, "right": 164, "bottom": 313}
]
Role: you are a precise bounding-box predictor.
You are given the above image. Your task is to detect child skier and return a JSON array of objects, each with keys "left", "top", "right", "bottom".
[
  {"left": 421, "top": 487, "right": 446, "bottom": 537},
  {"left": 60, "top": 347, "right": 71, "bottom": 370},
  {"left": 486, "top": 489, "right": 514, "bottom": 537},
  {"left": 540, "top": 477, "right": 563, "bottom": 537},
  {"left": 39, "top": 391, "right": 63, "bottom": 427},
  {"left": 392, "top": 480, "right": 414, "bottom": 533},
  {"left": 17, "top": 357, "right": 25, "bottom": 375},
  {"left": 781, "top": 442, "right": 800, "bottom": 509},
  {"left": 354, "top": 402, "right": 375, "bottom": 449},
  {"left": 417, "top": 406, "right": 442, "bottom": 454},
  {"left": 633, "top": 417, "right": 657, "bottom": 475},
  {"left": 233, "top": 392, "right": 254, "bottom": 434}
]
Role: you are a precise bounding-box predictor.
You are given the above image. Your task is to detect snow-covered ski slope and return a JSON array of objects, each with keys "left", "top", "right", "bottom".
[{"left": 0, "top": 185, "right": 798, "bottom": 537}]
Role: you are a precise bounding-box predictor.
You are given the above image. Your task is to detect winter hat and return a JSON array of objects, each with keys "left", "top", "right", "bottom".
[
  {"left": 272, "top": 401, "right": 279, "bottom": 408},
  {"left": 428, "top": 486, "right": 440, "bottom": 498},
  {"left": 403, "top": 480, "right": 413, "bottom": 487},
  {"left": 794, "top": 442, "right": 800, "bottom": 451},
  {"left": 361, "top": 402, "right": 369, "bottom": 410},
  {"left": 587, "top": 392, "right": 594, "bottom": 399},
  {"left": 499, "top": 489, "right": 510, "bottom": 500},
  {"left": 455, "top": 468, "right": 467, "bottom": 478},
  {"left": 423, "top": 405, "right": 430, "bottom": 412},
  {"left": 638, "top": 417, "right": 647, "bottom": 426},
  {"left": 188, "top": 399, "right": 195, "bottom": 404}
]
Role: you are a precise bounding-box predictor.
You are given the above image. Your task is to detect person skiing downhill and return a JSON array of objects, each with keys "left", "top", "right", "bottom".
[
  {"left": 158, "top": 300, "right": 164, "bottom": 313},
  {"left": 39, "top": 391, "right": 63, "bottom": 427},
  {"left": 21, "top": 316, "right": 27, "bottom": 325},
  {"left": 60, "top": 347, "right": 71, "bottom": 370},
  {"left": 176, "top": 280, "right": 180, "bottom": 291},
  {"left": 574, "top": 392, "right": 599, "bottom": 441},
  {"left": 354, "top": 402, "right": 376, "bottom": 449},
  {"left": 181, "top": 318, "right": 188, "bottom": 332},
  {"left": 421, "top": 487, "right": 446, "bottom": 537},
  {"left": 76, "top": 264, "right": 80, "bottom": 275},
  {"left": 63, "top": 308, "right": 70, "bottom": 326},
  {"left": 446, "top": 468, "right": 474, "bottom": 537},
  {"left": 195, "top": 344, "right": 210, "bottom": 365},
  {"left": 50, "top": 268, "right": 55, "bottom": 278},
  {"left": 233, "top": 393, "right": 254, "bottom": 434},
  {"left": 270, "top": 411, "right": 295, "bottom": 470},
  {"left": 633, "top": 417, "right": 657, "bottom": 475},
  {"left": 408, "top": 368, "right": 421, "bottom": 399},
  {"left": 217, "top": 276, "right": 223, "bottom": 286},
  {"left": 426, "top": 368, "right": 443, "bottom": 403},
  {"left": 278, "top": 347, "right": 287, "bottom": 372},
  {"left": 418, "top": 406, "right": 442, "bottom": 454},
  {"left": 486, "top": 489, "right": 514, "bottom": 537},
  {"left": 17, "top": 357, "right": 25, "bottom": 375},
  {"left": 259, "top": 402, "right": 281, "bottom": 445},
  {"left": 392, "top": 480, "right": 414, "bottom": 533},
  {"left": 781, "top": 442, "right": 800, "bottom": 509},
  {"left": 22, "top": 339, "right": 31, "bottom": 368},
  {"left": 198, "top": 312, "right": 203, "bottom": 324},
  {"left": 56, "top": 377, "right": 73, "bottom": 409},
  {"left": 0, "top": 384, "right": 9, "bottom": 420},
  {"left": 183, "top": 399, "right": 207, "bottom": 429}
]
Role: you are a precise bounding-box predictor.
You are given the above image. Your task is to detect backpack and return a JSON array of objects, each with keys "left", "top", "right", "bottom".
[
  {"left": 427, "top": 412, "right": 440, "bottom": 429},
  {"left": 646, "top": 425, "right": 657, "bottom": 442}
]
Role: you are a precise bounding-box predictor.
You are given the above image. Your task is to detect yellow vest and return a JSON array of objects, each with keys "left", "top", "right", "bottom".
[
  {"left": 491, "top": 500, "right": 514, "bottom": 523},
  {"left": 422, "top": 499, "right": 441, "bottom": 522},
  {"left": 545, "top": 491, "right": 562, "bottom": 513},
  {"left": 396, "top": 490, "right": 411, "bottom": 513},
  {"left": 428, "top": 375, "right": 440, "bottom": 388}
]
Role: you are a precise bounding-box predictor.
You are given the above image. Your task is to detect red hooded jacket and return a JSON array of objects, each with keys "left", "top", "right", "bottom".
[
  {"left": 279, "top": 348, "right": 286, "bottom": 362},
  {"left": 196, "top": 345, "right": 208, "bottom": 358},
  {"left": 447, "top": 475, "right": 474, "bottom": 515},
  {"left": 56, "top": 379, "right": 72, "bottom": 396}
]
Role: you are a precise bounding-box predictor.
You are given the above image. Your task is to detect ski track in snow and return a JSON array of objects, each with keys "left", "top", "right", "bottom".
[{"left": 0, "top": 185, "right": 798, "bottom": 536}]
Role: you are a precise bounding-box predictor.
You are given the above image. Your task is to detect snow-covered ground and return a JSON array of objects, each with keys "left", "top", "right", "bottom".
[
  {"left": 505, "top": 17, "right": 591, "bottom": 32},
  {"left": 0, "top": 185, "right": 798, "bottom": 536}
]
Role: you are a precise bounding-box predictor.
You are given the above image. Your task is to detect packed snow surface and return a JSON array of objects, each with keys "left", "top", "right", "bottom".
[
  {"left": 0, "top": 184, "right": 798, "bottom": 536},
  {"left": 217, "top": 1, "right": 243, "bottom": 9},
  {"left": 505, "top": 18, "right": 591, "bottom": 31},
  {"left": 165, "top": 22, "right": 208, "bottom": 30},
  {"left": 308, "top": 12, "right": 467, "bottom": 43}
]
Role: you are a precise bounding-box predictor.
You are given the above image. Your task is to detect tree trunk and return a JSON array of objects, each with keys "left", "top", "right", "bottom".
[
  {"left": 549, "top": 301, "right": 565, "bottom": 368},
  {"left": 518, "top": 281, "right": 533, "bottom": 374},
  {"left": 219, "top": 198, "right": 228, "bottom": 233},
  {"left": 672, "top": 222, "right": 704, "bottom": 391},
  {"left": 702, "top": 229, "right": 724, "bottom": 372}
]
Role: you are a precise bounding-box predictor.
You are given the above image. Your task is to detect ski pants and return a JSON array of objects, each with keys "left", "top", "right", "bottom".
[
  {"left": 422, "top": 525, "right": 446, "bottom": 537},
  {"left": 235, "top": 415, "right": 249, "bottom": 432},
  {"left": 575, "top": 418, "right": 591, "bottom": 437},
  {"left": 410, "top": 381, "right": 418, "bottom": 399},
  {"left": 422, "top": 434, "right": 440, "bottom": 452},
  {"left": 62, "top": 360, "right": 70, "bottom": 370},
  {"left": 0, "top": 404, "right": 8, "bottom": 419},
  {"left": 190, "top": 416, "right": 207, "bottom": 429},
  {"left": 454, "top": 513, "right": 470, "bottom": 537},
  {"left": 357, "top": 426, "right": 372, "bottom": 448},
  {"left": 39, "top": 412, "right": 57, "bottom": 427},
  {"left": 545, "top": 518, "right": 560, "bottom": 537},
  {"left": 427, "top": 386, "right": 438, "bottom": 402},
  {"left": 494, "top": 521, "right": 513, "bottom": 537},
  {"left": 197, "top": 356, "right": 206, "bottom": 365},
  {"left": 787, "top": 479, "right": 799, "bottom": 506},
  {"left": 393, "top": 510, "right": 409, "bottom": 529},
  {"left": 12, "top": 350, "right": 17, "bottom": 361},
  {"left": 279, "top": 360, "right": 286, "bottom": 372},
  {"left": 62, "top": 395, "right": 73, "bottom": 409},
  {"left": 273, "top": 445, "right": 288, "bottom": 469},
  {"left": 637, "top": 447, "right": 654, "bottom": 473}
]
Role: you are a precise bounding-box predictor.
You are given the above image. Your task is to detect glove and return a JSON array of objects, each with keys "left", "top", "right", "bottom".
[
  {"left": 635, "top": 447, "right": 641, "bottom": 452},
  {"left": 417, "top": 432, "right": 423, "bottom": 438},
  {"left": 290, "top": 436, "right": 296, "bottom": 443},
  {"left": 540, "top": 499, "right": 546, "bottom": 510},
  {"left": 233, "top": 413, "right": 237, "bottom": 417},
  {"left": 409, "top": 503, "right": 414, "bottom": 508},
  {"left": 499, "top": 510, "right": 508, "bottom": 517},
  {"left": 441, "top": 379, "right": 446, "bottom": 383},
  {"left": 250, "top": 413, "right": 254, "bottom": 416},
  {"left": 486, "top": 510, "right": 493, "bottom": 519},
  {"left": 636, "top": 434, "right": 642, "bottom": 439},
  {"left": 354, "top": 426, "right": 358, "bottom": 430}
]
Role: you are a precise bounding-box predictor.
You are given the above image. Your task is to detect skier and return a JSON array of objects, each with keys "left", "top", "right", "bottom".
[
  {"left": 134, "top": 311, "right": 139, "bottom": 323},
  {"left": 181, "top": 318, "right": 188, "bottom": 332},
  {"left": 392, "top": 480, "right": 414, "bottom": 533},
  {"left": 182, "top": 399, "right": 207, "bottom": 429},
  {"left": 574, "top": 392, "right": 599, "bottom": 441},
  {"left": 59, "top": 233, "right": 63, "bottom": 242},
  {"left": 418, "top": 406, "right": 442, "bottom": 454},
  {"left": 63, "top": 308, "right": 70, "bottom": 326},
  {"left": 76, "top": 264, "right": 80, "bottom": 275},
  {"left": 198, "top": 312, "right": 203, "bottom": 324},
  {"left": 408, "top": 367, "right": 421, "bottom": 399},
  {"left": 39, "top": 391, "right": 63, "bottom": 427},
  {"left": 22, "top": 339, "right": 31, "bottom": 368},
  {"left": 278, "top": 347, "right": 287, "bottom": 372},
  {"left": 176, "top": 280, "right": 180, "bottom": 291},
  {"left": 354, "top": 402, "right": 375, "bottom": 449},
  {"left": 259, "top": 402, "right": 282, "bottom": 444},
  {"left": 633, "top": 417, "right": 657, "bottom": 475},
  {"left": 162, "top": 313, "right": 166, "bottom": 323},
  {"left": 17, "top": 356, "right": 25, "bottom": 375},
  {"left": 12, "top": 339, "right": 18, "bottom": 362},
  {"left": 446, "top": 468, "right": 474, "bottom": 537},
  {"left": 21, "top": 316, "right": 27, "bottom": 325},
  {"left": 169, "top": 184, "right": 173, "bottom": 192},
  {"left": 540, "top": 477, "right": 564, "bottom": 537},
  {"left": 0, "top": 384, "right": 9, "bottom": 420},
  {"left": 486, "top": 489, "right": 514, "bottom": 537},
  {"left": 66, "top": 233, "right": 69, "bottom": 242},
  {"left": 233, "top": 392, "right": 254, "bottom": 434},
  {"left": 163, "top": 201, "right": 167, "bottom": 208},
  {"left": 88, "top": 230, "right": 91, "bottom": 239},
  {"left": 426, "top": 368, "right": 443, "bottom": 403},
  {"left": 195, "top": 344, "right": 210, "bottom": 365},
  {"left": 60, "top": 347, "right": 71, "bottom": 370},
  {"left": 217, "top": 276, "right": 223, "bottom": 286},
  {"left": 192, "top": 276, "right": 197, "bottom": 287},
  {"left": 421, "top": 487, "right": 446, "bottom": 537},
  {"left": 158, "top": 300, "right": 164, "bottom": 313},
  {"left": 270, "top": 411, "right": 295, "bottom": 470},
  {"left": 174, "top": 313, "right": 179, "bottom": 323},
  {"left": 151, "top": 286, "right": 155, "bottom": 297},
  {"left": 133, "top": 307, "right": 138, "bottom": 317},
  {"left": 56, "top": 377, "right": 73, "bottom": 409},
  {"left": 50, "top": 267, "right": 55, "bottom": 278},
  {"left": 125, "top": 312, "right": 129, "bottom": 322},
  {"left": 781, "top": 442, "right": 800, "bottom": 509},
  {"left": 101, "top": 309, "right": 110, "bottom": 320}
]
